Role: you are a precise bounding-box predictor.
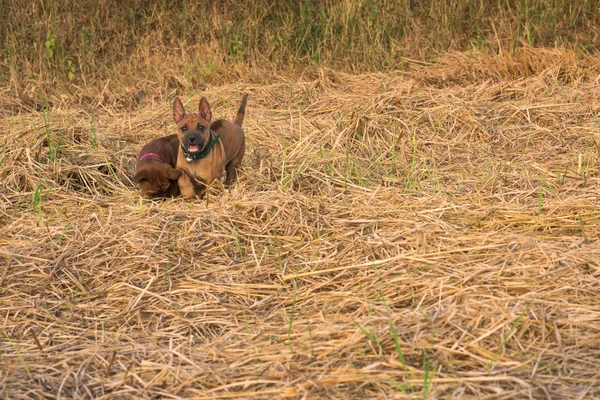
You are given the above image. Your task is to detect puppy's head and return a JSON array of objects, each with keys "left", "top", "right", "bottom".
[
  {"left": 134, "top": 164, "right": 182, "bottom": 198},
  {"left": 173, "top": 97, "right": 212, "bottom": 158}
]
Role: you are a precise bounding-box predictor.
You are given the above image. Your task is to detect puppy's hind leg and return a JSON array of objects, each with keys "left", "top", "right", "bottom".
[{"left": 224, "top": 140, "right": 245, "bottom": 186}]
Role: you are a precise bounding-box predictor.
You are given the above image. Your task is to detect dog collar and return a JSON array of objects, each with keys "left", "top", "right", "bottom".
[
  {"left": 140, "top": 152, "right": 165, "bottom": 162},
  {"left": 181, "top": 130, "right": 220, "bottom": 162}
]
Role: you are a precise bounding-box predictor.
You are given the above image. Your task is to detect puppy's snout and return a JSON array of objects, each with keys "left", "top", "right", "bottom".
[{"left": 185, "top": 133, "right": 202, "bottom": 144}]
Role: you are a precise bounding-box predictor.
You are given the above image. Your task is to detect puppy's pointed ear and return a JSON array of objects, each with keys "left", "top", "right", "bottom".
[
  {"left": 198, "top": 97, "right": 212, "bottom": 122},
  {"left": 166, "top": 165, "right": 182, "bottom": 181},
  {"left": 173, "top": 97, "right": 185, "bottom": 123},
  {"left": 133, "top": 170, "right": 147, "bottom": 183}
]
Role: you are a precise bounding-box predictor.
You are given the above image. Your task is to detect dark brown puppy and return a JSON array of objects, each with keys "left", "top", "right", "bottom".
[
  {"left": 134, "top": 134, "right": 182, "bottom": 198},
  {"left": 174, "top": 94, "right": 247, "bottom": 199}
]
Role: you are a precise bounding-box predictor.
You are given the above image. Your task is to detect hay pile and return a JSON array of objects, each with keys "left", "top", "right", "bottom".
[{"left": 1, "top": 49, "right": 599, "bottom": 399}]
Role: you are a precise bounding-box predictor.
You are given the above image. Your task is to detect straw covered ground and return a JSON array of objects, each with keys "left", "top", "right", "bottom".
[{"left": 1, "top": 48, "right": 600, "bottom": 399}]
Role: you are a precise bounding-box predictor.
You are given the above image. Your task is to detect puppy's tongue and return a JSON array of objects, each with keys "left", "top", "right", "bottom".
[{"left": 188, "top": 144, "right": 199, "bottom": 152}]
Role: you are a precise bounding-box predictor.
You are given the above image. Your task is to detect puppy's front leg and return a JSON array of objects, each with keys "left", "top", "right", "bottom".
[{"left": 177, "top": 172, "right": 196, "bottom": 199}]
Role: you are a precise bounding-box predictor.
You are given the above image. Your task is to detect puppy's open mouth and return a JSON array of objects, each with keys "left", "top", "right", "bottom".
[{"left": 186, "top": 144, "right": 201, "bottom": 153}]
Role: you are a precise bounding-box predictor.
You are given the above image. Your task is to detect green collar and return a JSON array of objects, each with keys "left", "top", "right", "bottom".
[{"left": 181, "top": 131, "right": 220, "bottom": 162}]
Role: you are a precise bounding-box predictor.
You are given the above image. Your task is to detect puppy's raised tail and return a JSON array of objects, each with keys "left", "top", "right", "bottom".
[{"left": 233, "top": 94, "right": 248, "bottom": 127}]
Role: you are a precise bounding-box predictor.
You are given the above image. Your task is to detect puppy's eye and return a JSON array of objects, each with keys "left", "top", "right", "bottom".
[
  {"left": 181, "top": 126, "right": 188, "bottom": 132},
  {"left": 198, "top": 124, "right": 204, "bottom": 131}
]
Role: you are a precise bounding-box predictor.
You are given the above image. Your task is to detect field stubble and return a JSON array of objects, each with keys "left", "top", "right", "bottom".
[{"left": 1, "top": 48, "right": 599, "bottom": 398}]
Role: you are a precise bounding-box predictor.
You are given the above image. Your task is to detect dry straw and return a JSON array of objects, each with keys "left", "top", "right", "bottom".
[{"left": 1, "top": 48, "right": 599, "bottom": 399}]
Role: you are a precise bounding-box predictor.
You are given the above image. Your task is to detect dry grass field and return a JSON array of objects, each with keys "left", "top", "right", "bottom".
[{"left": 1, "top": 46, "right": 599, "bottom": 398}]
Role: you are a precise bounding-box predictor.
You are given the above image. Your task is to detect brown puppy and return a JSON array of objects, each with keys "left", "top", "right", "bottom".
[
  {"left": 174, "top": 94, "right": 247, "bottom": 199},
  {"left": 134, "top": 134, "right": 182, "bottom": 198}
]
